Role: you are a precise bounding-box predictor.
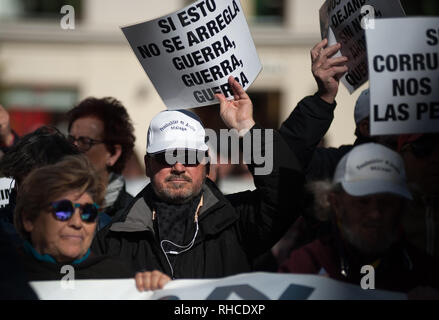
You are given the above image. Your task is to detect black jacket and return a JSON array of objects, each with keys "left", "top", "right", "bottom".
[
  {"left": 18, "top": 249, "right": 134, "bottom": 282},
  {"left": 279, "top": 93, "right": 356, "bottom": 181},
  {"left": 0, "top": 226, "right": 37, "bottom": 299},
  {"left": 0, "top": 188, "right": 22, "bottom": 247},
  {"left": 92, "top": 126, "right": 305, "bottom": 279},
  {"left": 280, "top": 234, "right": 439, "bottom": 293}
]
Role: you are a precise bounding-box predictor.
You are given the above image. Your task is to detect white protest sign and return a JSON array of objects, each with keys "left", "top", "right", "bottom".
[
  {"left": 121, "top": 0, "right": 261, "bottom": 110},
  {"left": 367, "top": 17, "right": 439, "bottom": 136},
  {"left": 319, "top": 0, "right": 405, "bottom": 94},
  {"left": 0, "top": 178, "right": 14, "bottom": 208},
  {"left": 30, "top": 272, "right": 406, "bottom": 300}
]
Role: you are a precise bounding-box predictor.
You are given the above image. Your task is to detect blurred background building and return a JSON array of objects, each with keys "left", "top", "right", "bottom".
[{"left": 0, "top": 0, "right": 438, "bottom": 194}]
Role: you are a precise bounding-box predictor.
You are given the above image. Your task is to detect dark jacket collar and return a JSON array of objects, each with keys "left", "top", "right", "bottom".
[
  {"left": 331, "top": 230, "right": 414, "bottom": 278},
  {"left": 109, "top": 179, "right": 238, "bottom": 236}
]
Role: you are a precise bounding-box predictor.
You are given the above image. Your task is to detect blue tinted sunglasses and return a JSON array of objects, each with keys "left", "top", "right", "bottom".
[{"left": 50, "top": 200, "right": 99, "bottom": 223}]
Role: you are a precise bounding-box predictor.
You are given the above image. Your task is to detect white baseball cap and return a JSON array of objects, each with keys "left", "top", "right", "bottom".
[
  {"left": 146, "top": 110, "right": 208, "bottom": 154},
  {"left": 333, "top": 143, "right": 412, "bottom": 200},
  {"left": 354, "top": 88, "right": 370, "bottom": 124}
]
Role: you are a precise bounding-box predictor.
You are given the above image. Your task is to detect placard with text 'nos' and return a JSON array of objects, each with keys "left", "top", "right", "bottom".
[{"left": 366, "top": 17, "right": 439, "bottom": 136}]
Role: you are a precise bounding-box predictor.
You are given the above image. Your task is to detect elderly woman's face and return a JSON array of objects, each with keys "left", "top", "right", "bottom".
[{"left": 24, "top": 191, "right": 97, "bottom": 263}]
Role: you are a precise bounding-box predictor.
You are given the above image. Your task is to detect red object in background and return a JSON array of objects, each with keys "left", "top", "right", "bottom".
[{"left": 9, "top": 109, "right": 52, "bottom": 136}]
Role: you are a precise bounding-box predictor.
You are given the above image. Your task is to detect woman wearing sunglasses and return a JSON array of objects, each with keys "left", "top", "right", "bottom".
[{"left": 13, "top": 155, "right": 169, "bottom": 292}]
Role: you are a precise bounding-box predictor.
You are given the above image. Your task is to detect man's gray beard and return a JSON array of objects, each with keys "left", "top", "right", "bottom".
[
  {"left": 152, "top": 179, "right": 205, "bottom": 204},
  {"left": 340, "top": 222, "right": 399, "bottom": 257}
]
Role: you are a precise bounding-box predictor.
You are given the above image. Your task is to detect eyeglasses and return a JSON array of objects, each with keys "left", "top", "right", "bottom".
[
  {"left": 50, "top": 199, "right": 99, "bottom": 223},
  {"left": 150, "top": 150, "right": 209, "bottom": 166},
  {"left": 67, "top": 135, "right": 104, "bottom": 152}
]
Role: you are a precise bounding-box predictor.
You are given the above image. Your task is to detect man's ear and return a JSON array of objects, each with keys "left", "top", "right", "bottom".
[
  {"left": 107, "top": 144, "right": 122, "bottom": 167},
  {"left": 145, "top": 154, "right": 151, "bottom": 178},
  {"left": 358, "top": 118, "right": 370, "bottom": 138}
]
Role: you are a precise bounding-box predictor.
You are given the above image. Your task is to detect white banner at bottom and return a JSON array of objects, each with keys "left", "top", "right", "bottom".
[{"left": 29, "top": 272, "right": 407, "bottom": 300}]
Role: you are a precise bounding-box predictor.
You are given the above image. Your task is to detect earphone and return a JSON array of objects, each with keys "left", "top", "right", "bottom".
[
  {"left": 159, "top": 214, "right": 199, "bottom": 279},
  {"left": 154, "top": 195, "right": 203, "bottom": 278},
  {"left": 160, "top": 218, "right": 199, "bottom": 255}
]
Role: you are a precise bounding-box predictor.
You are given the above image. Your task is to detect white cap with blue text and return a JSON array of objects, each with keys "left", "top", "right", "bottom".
[
  {"left": 146, "top": 110, "right": 208, "bottom": 154},
  {"left": 333, "top": 143, "right": 412, "bottom": 200}
]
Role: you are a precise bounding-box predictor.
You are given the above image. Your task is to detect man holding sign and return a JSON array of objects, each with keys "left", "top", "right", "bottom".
[
  {"left": 366, "top": 17, "right": 439, "bottom": 259},
  {"left": 93, "top": 77, "right": 305, "bottom": 279},
  {"left": 279, "top": 39, "right": 353, "bottom": 181}
]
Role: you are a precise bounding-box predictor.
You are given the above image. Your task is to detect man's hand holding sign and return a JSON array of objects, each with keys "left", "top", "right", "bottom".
[
  {"left": 319, "top": 0, "right": 405, "bottom": 94},
  {"left": 216, "top": 76, "right": 255, "bottom": 135},
  {"left": 311, "top": 39, "right": 349, "bottom": 104}
]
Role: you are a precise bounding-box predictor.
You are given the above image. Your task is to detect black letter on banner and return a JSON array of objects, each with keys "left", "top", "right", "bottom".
[
  {"left": 158, "top": 17, "right": 176, "bottom": 34},
  {"left": 137, "top": 44, "right": 161, "bottom": 59},
  {"left": 207, "top": 285, "right": 269, "bottom": 300},
  {"left": 278, "top": 284, "right": 315, "bottom": 300},
  {"left": 159, "top": 296, "right": 180, "bottom": 300},
  {"left": 398, "top": 104, "right": 409, "bottom": 121},
  {"left": 426, "top": 29, "right": 438, "bottom": 46},
  {"left": 373, "top": 55, "right": 385, "bottom": 72}
]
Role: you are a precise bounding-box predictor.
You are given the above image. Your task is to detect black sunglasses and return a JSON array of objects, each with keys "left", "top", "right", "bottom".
[
  {"left": 50, "top": 200, "right": 99, "bottom": 223},
  {"left": 67, "top": 135, "right": 105, "bottom": 153},
  {"left": 150, "top": 150, "right": 209, "bottom": 166}
]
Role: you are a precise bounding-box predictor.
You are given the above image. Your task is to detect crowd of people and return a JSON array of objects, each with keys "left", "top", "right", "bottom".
[{"left": 0, "top": 36, "right": 438, "bottom": 300}]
